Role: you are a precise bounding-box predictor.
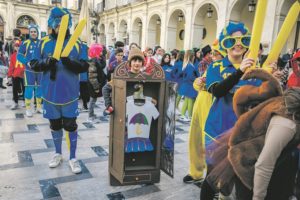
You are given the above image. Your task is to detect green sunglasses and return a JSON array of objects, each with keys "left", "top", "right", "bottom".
[{"left": 221, "top": 35, "right": 251, "bottom": 50}]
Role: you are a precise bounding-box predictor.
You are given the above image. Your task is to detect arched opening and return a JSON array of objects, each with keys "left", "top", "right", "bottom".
[
  {"left": 229, "top": 0, "right": 255, "bottom": 31},
  {"left": 166, "top": 9, "right": 185, "bottom": 51},
  {"left": 193, "top": 3, "right": 218, "bottom": 48},
  {"left": 107, "top": 22, "right": 115, "bottom": 47},
  {"left": 119, "top": 20, "right": 128, "bottom": 45},
  {"left": 99, "top": 24, "right": 106, "bottom": 45},
  {"left": 16, "top": 15, "right": 36, "bottom": 39},
  {"left": 132, "top": 17, "right": 143, "bottom": 47},
  {"left": 147, "top": 14, "right": 161, "bottom": 48}
]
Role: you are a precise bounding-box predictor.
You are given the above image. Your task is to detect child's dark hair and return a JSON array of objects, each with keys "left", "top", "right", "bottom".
[
  {"left": 115, "top": 41, "right": 124, "bottom": 48},
  {"left": 129, "top": 56, "right": 144, "bottom": 65},
  {"left": 171, "top": 49, "right": 178, "bottom": 58},
  {"left": 176, "top": 50, "right": 185, "bottom": 62},
  {"left": 115, "top": 48, "right": 124, "bottom": 55},
  {"left": 161, "top": 53, "right": 171, "bottom": 66}
]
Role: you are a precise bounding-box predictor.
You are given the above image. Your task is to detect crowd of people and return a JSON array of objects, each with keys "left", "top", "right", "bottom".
[{"left": 0, "top": 5, "right": 300, "bottom": 200}]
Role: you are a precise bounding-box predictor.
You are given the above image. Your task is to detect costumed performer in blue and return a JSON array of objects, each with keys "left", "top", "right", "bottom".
[
  {"left": 201, "top": 22, "right": 262, "bottom": 199},
  {"left": 30, "top": 7, "right": 89, "bottom": 174},
  {"left": 17, "top": 24, "right": 43, "bottom": 117}
]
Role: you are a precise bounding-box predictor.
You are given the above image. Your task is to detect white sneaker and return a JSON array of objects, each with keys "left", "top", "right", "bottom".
[
  {"left": 80, "top": 107, "right": 89, "bottom": 113},
  {"left": 36, "top": 108, "right": 43, "bottom": 114},
  {"left": 69, "top": 159, "right": 82, "bottom": 174},
  {"left": 87, "top": 117, "right": 100, "bottom": 124},
  {"left": 48, "top": 153, "right": 63, "bottom": 168},
  {"left": 26, "top": 109, "right": 33, "bottom": 117},
  {"left": 10, "top": 103, "right": 18, "bottom": 110},
  {"left": 175, "top": 109, "right": 181, "bottom": 116},
  {"left": 179, "top": 115, "right": 190, "bottom": 122},
  {"left": 20, "top": 101, "right": 25, "bottom": 108}
]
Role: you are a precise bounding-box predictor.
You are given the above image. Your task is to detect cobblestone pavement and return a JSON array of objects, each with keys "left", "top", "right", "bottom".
[{"left": 0, "top": 86, "right": 201, "bottom": 200}]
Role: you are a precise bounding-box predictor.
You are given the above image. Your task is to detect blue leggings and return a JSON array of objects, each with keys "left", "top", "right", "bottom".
[{"left": 24, "top": 86, "right": 42, "bottom": 99}]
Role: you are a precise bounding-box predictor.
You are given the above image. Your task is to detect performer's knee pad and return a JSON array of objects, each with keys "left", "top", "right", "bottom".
[
  {"left": 62, "top": 117, "right": 78, "bottom": 132},
  {"left": 49, "top": 118, "right": 63, "bottom": 131}
]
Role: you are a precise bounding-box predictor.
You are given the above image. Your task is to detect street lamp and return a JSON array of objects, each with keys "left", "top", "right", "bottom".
[
  {"left": 178, "top": 12, "right": 184, "bottom": 22},
  {"left": 248, "top": 0, "right": 256, "bottom": 12},
  {"left": 156, "top": 18, "right": 161, "bottom": 25},
  {"left": 91, "top": 19, "right": 100, "bottom": 43},
  {"left": 138, "top": 20, "right": 142, "bottom": 27},
  {"left": 207, "top": 4, "right": 213, "bottom": 18}
]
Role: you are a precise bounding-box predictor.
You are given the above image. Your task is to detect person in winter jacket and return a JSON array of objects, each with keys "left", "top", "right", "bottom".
[
  {"left": 198, "top": 45, "right": 212, "bottom": 76},
  {"left": 107, "top": 48, "right": 124, "bottom": 81},
  {"left": 87, "top": 43, "right": 107, "bottom": 123},
  {"left": 200, "top": 21, "right": 263, "bottom": 200},
  {"left": 8, "top": 40, "right": 25, "bottom": 110},
  {"left": 143, "top": 47, "right": 156, "bottom": 75},
  {"left": 161, "top": 53, "right": 174, "bottom": 81},
  {"left": 0, "top": 50, "right": 7, "bottom": 89},
  {"left": 287, "top": 50, "right": 300, "bottom": 88},
  {"left": 178, "top": 50, "right": 199, "bottom": 122},
  {"left": 172, "top": 50, "right": 185, "bottom": 111}
]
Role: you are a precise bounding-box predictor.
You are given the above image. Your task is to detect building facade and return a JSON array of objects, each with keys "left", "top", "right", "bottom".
[
  {"left": 98, "top": 0, "right": 299, "bottom": 54},
  {"left": 0, "top": 0, "right": 86, "bottom": 41}
]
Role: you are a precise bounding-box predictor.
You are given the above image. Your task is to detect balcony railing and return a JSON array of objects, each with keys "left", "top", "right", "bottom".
[
  {"left": 104, "top": 0, "right": 139, "bottom": 10},
  {"left": 20, "top": 0, "right": 33, "bottom": 3}
]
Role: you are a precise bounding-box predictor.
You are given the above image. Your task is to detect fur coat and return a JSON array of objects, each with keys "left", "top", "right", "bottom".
[{"left": 206, "top": 69, "right": 300, "bottom": 195}]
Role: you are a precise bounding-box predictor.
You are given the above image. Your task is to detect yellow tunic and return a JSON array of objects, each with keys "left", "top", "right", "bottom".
[{"left": 188, "top": 71, "right": 213, "bottom": 179}]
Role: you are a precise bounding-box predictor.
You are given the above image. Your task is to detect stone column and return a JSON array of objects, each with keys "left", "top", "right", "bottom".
[
  {"left": 261, "top": 0, "right": 277, "bottom": 53},
  {"left": 184, "top": 2, "right": 193, "bottom": 49},
  {"left": 217, "top": 0, "right": 228, "bottom": 37},
  {"left": 6, "top": 1, "right": 14, "bottom": 38},
  {"left": 160, "top": 2, "right": 168, "bottom": 49}
]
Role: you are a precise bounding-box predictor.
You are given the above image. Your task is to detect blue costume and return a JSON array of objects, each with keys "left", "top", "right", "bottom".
[
  {"left": 30, "top": 7, "right": 89, "bottom": 169},
  {"left": 17, "top": 24, "right": 43, "bottom": 113},
  {"left": 178, "top": 63, "right": 199, "bottom": 99},
  {"left": 162, "top": 64, "right": 174, "bottom": 82},
  {"left": 204, "top": 22, "right": 262, "bottom": 147},
  {"left": 205, "top": 58, "right": 261, "bottom": 146}
]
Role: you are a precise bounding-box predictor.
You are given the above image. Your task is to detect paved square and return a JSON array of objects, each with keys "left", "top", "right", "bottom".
[{"left": 0, "top": 87, "right": 200, "bottom": 200}]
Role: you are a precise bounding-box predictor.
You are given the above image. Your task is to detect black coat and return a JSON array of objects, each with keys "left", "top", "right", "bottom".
[{"left": 87, "top": 58, "right": 107, "bottom": 98}]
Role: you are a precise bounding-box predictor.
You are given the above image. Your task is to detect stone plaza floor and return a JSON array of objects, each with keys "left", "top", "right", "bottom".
[{"left": 0, "top": 86, "right": 201, "bottom": 200}]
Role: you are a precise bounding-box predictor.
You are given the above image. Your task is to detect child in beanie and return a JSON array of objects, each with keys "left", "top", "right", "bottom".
[{"left": 102, "top": 48, "right": 145, "bottom": 116}]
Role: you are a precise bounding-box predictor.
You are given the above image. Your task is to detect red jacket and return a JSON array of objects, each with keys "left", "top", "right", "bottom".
[
  {"left": 287, "top": 50, "right": 300, "bottom": 88},
  {"left": 8, "top": 51, "right": 24, "bottom": 78},
  {"left": 144, "top": 57, "right": 155, "bottom": 74}
]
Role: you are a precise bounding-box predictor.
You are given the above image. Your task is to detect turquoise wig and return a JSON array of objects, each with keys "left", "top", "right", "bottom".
[
  {"left": 218, "top": 22, "right": 250, "bottom": 51},
  {"left": 48, "top": 7, "right": 72, "bottom": 29}
]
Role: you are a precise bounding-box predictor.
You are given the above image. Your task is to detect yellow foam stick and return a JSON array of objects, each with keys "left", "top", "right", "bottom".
[
  {"left": 52, "top": 14, "right": 69, "bottom": 60},
  {"left": 263, "top": 1, "right": 300, "bottom": 72},
  {"left": 247, "top": 0, "right": 268, "bottom": 68},
  {"left": 61, "top": 19, "right": 87, "bottom": 57}
]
